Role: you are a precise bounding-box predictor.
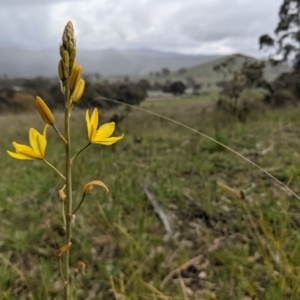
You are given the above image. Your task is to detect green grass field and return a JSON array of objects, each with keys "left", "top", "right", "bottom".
[
  {"left": 141, "top": 92, "right": 218, "bottom": 108},
  {"left": 2, "top": 94, "right": 300, "bottom": 299}
]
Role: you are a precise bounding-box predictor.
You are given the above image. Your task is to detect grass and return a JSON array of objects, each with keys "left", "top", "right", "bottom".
[
  {"left": 2, "top": 95, "right": 300, "bottom": 299},
  {"left": 141, "top": 91, "right": 219, "bottom": 109}
]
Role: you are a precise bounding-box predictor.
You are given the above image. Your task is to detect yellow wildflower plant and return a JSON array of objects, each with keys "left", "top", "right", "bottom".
[
  {"left": 7, "top": 21, "right": 124, "bottom": 298},
  {"left": 7, "top": 126, "right": 48, "bottom": 160},
  {"left": 86, "top": 108, "right": 124, "bottom": 145}
]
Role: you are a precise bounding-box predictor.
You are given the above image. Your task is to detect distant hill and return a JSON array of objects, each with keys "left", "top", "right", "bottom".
[
  {"left": 0, "top": 47, "right": 222, "bottom": 78},
  {"left": 126, "top": 53, "right": 291, "bottom": 89}
]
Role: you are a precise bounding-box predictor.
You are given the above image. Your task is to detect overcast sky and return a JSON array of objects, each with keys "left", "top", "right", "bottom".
[{"left": 0, "top": 0, "right": 282, "bottom": 57}]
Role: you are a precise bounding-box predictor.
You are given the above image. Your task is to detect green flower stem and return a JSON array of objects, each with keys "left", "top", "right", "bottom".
[
  {"left": 58, "top": 257, "right": 65, "bottom": 283},
  {"left": 70, "top": 143, "right": 91, "bottom": 165},
  {"left": 61, "top": 200, "right": 66, "bottom": 229},
  {"left": 72, "top": 194, "right": 86, "bottom": 215},
  {"left": 43, "top": 159, "right": 66, "bottom": 181},
  {"left": 63, "top": 77, "right": 72, "bottom": 300},
  {"left": 53, "top": 124, "right": 68, "bottom": 145}
]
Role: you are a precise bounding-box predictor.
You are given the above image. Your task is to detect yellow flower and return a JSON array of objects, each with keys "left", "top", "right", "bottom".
[
  {"left": 7, "top": 126, "right": 48, "bottom": 160},
  {"left": 85, "top": 108, "right": 124, "bottom": 145}
]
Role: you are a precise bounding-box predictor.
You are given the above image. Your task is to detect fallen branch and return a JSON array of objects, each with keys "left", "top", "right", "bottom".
[{"left": 143, "top": 184, "right": 173, "bottom": 237}]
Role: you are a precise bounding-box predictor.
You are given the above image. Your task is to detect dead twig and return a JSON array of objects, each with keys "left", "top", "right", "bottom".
[
  {"left": 161, "top": 254, "right": 204, "bottom": 289},
  {"left": 161, "top": 233, "right": 248, "bottom": 289},
  {"left": 143, "top": 184, "right": 173, "bottom": 237}
]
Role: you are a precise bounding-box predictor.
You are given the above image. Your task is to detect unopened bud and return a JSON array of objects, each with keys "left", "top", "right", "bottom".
[
  {"left": 69, "top": 65, "right": 82, "bottom": 92},
  {"left": 71, "top": 79, "right": 85, "bottom": 103},
  {"left": 58, "top": 59, "right": 69, "bottom": 81},
  {"left": 62, "top": 50, "right": 70, "bottom": 67},
  {"left": 69, "top": 47, "right": 76, "bottom": 72},
  {"left": 36, "top": 96, "right": 55, "bottom": 126},
  {"left": 62, "top": 21, "right": 75, "bottom": 53}
]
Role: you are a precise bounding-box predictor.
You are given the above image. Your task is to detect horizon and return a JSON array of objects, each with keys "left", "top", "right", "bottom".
[{"left": 0, "top": 46, "right": 269, "bottom": 61}]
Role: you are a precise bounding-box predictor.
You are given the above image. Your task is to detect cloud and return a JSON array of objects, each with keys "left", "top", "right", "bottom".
[
  {"left": 0, "top": 0, "right": 283, "bottom": 56},
  {"left": 0, "top": 0, "right": 80, "bottom": 5}
]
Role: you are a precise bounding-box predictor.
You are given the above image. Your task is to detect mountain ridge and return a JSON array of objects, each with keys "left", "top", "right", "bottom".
[{"left": 0, "top": 47, "right": 223, "bottom": 78}]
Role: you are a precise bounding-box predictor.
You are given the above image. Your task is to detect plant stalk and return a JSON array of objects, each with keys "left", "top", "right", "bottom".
[{"left": 63, "top": 79, "right": 72, "bottom": 300}]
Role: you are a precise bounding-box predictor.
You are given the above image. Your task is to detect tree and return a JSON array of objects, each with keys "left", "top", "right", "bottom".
[
  {"left": 185, "top": 76, "right": 196, "bottom": 88},
  {"left": 213, "top": 56, "right": 267, "bottom": 113},
  {"left": 137, "top": 79, "right": 151, "bottom": 91},
  {"left": 169, "top": 81, "right": 186, "bottom": 95},
  {"left": 193, "top": 83, "right": 202, "bottom": 95},
  {"left": 152, "top": 81, "right": 162, "bottom": 90},
  {"left": 161, "top": 68, "right": 170, "bottom": 76},
  {"left": 177, "top": 67, "right": 187, "bottom": 74},
  {"left": 259, "top": 0, "right": 300, "bottom": 70}
]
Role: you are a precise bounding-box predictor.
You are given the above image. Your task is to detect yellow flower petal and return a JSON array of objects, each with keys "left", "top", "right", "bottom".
[
  {"left": 92, "top": 134, "right": 124, "bottom": 145},
  {"left": 29, "top": 128, "right": 40, "bottom": 155},
  {"left": 13, "top": 142, "right": 42, "bottom": 159},
  {"left": 85, "top": 110, "right": 92, "bottom": 140},
  {"left": 37, "top": 132, "right": 47, "bottom": 157},
  {"left": 90, "top": 108, "right": 99, "bottom": 129},
  {"left": 7, "top": 150, "right": 35, "bottom": 160},
  {"left": 90, "top": 126, "right": 97, "bottom": 143},
  {"left": 94, "top": 122, "right": 115, "bottom": 140}
]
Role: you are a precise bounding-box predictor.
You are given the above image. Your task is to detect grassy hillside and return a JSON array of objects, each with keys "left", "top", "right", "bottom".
[{"left": 101, "top": 54, "right": 291, "bottom": 91}]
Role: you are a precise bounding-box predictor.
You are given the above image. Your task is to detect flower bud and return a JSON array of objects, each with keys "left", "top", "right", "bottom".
[
  {"left": 71, "top": 79, "right": 85, "bottom": 103},
  {"left": 36, "top": 96, "right": 55, "bottom": 125},
  {"left": 58, "top": 59, "right": 69, "bottom": 81},
  {"left": 62, "top": 21, "right": 75, "bottom": 53},
  {"left": 69, "top": 65, "right": 82, "bottom": 92},
  {"left": 69, "top": 47, "right": 76, "bottom": 72},
  {"left": 62, "top": 50, "right": 69, "bottom": 67}
]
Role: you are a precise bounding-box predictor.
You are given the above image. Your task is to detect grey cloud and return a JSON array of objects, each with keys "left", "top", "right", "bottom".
[
  {"left": 0, "top": 0, "right": 284, "bottom": 57},
  {"left": 0, "top": 0, "right": 81, "bottom": 6}
]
